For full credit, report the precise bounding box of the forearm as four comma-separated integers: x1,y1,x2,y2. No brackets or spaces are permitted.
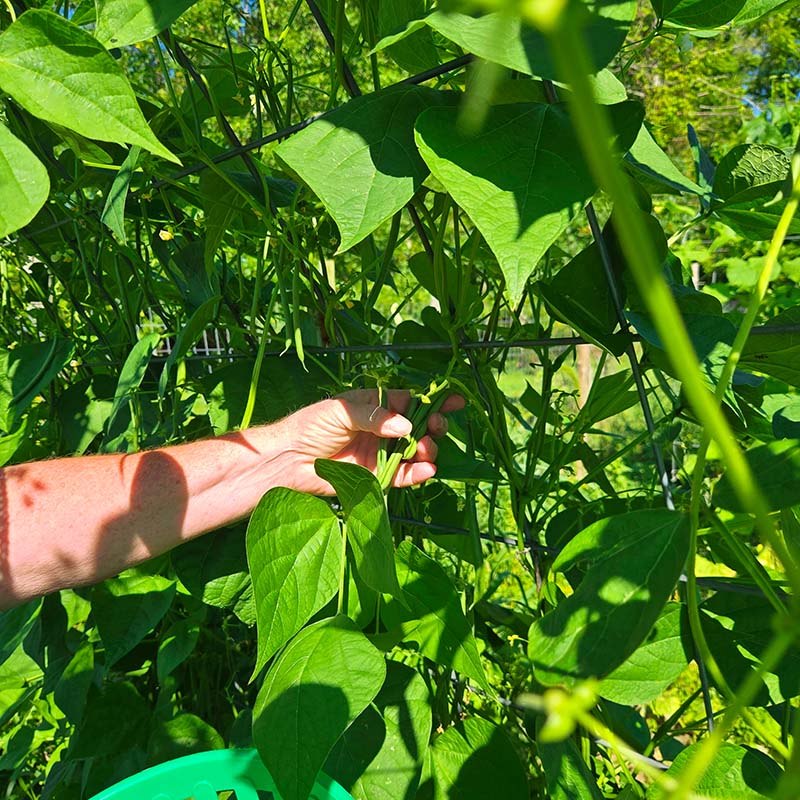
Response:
0,421,294,608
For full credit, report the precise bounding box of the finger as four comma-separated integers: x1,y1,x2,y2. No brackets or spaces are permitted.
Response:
338,398,412,438
427,413,448,438
440,393,465,412
392,461,436,488
411,435,438,463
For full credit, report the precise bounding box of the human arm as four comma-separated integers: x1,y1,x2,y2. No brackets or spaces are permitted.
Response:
0,389,462,608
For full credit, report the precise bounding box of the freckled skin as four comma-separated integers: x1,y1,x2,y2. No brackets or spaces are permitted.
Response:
0,391,462,609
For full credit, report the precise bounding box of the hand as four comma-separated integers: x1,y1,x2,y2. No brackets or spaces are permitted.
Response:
276,389,465,495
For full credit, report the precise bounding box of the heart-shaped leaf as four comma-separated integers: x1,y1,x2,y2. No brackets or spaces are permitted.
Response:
246,488,342,676
275,86,453,252
0,10,178,162
314,460,402,598
415,101,643,302
528,510,690,686
253,616,385,800
0,123,49,239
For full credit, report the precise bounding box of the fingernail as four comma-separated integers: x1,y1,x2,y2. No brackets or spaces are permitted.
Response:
386,416,412,436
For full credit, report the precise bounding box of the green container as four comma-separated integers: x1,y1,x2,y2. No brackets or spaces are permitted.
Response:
88,748,353,800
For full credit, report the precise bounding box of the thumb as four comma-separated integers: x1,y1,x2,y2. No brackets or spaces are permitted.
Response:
349,402,412,438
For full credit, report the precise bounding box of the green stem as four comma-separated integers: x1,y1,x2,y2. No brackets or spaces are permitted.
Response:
664,628,796,800
543,9,800,599
337,521,348,614
334,0,347,94
2,0,16,23
240,310,271,430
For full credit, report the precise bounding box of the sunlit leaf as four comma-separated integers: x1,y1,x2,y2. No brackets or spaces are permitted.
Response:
246,488,342,675
326,661,432,800
314,460,402,598
419,716,527,800
253,616,385,800
647,743,781,799
415,100,643,302
597,602,691,705
528,510,690,686
95,0,201,48
713,439,800,512
538,733,603,800
375,2,636,78
275,86,453,252
0,10,178,162
0,123,50,239
383,541,490,692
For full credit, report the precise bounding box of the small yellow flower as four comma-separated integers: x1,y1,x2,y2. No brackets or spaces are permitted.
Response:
158,229,174,241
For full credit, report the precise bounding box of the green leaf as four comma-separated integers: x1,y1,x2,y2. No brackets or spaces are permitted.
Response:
0,646,41,733
700,593,800,705
47,120,113,164
415,101,643,302
577,370,641,428
103,332,161,442
528,510,691,686
383,541,490,693
713,440,800,512
435,435,498,483
95,0,201,48
597,602,690,705
377,0,440,74
179,49,255,123
538,241,627,354
741,307,800,385
626,125,706,196
56,375,115,455
326,661,432,800
0,10,178,163
206,356,329,433
652,0,735,27
627,310,737,403
538,733,603,800
101,145,140,244
54,640,94,723
275,86,453,252
246,488,342,676
69,681,150,758
157,616,201,684
647,743,781,799
732,0,800,25
0,122,50,239
0,421,26,467
375,2,636,79
419,716,528,800
716,203,800,240
171,524,251,608
91,573,176,667
253,616,386,800
147,713,224,764
713,144,790,205
655,0,795,28
0,338,74,432
0,600,41,667
314,460,402,598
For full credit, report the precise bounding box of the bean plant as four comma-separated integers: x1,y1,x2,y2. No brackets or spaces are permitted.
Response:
1,0,800,798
